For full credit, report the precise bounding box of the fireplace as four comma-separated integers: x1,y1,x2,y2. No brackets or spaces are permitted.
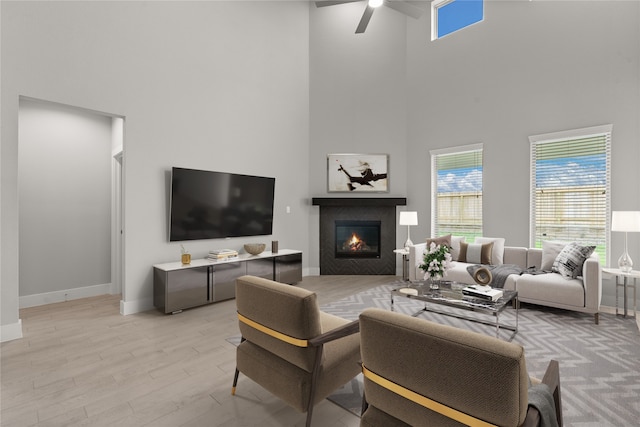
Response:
335,220,381,259
312,198,407,275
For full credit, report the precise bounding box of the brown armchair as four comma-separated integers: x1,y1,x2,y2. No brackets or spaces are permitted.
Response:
359,308,562,427
232,275,361,427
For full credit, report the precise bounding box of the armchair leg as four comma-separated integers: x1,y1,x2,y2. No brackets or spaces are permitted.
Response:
305,408,314,427
361,390,368,416
231,368,240,395
594,312,599,325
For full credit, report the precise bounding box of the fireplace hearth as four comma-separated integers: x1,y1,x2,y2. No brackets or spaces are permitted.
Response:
312,198,407,275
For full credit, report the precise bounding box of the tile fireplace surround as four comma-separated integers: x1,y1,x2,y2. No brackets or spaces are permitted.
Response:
312,198,407,275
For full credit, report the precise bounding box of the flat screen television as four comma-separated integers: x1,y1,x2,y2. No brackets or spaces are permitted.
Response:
169,167,275,241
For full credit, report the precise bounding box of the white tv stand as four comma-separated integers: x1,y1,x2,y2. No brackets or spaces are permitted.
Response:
153,249,302,314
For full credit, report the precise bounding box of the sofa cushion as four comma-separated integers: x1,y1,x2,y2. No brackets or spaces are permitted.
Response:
541,241,569,271
450,236,465,261
551,242,595,279
459,241,493,265
475,237,506,265
515,273,585,308
427,235,465,261
427,234,451,248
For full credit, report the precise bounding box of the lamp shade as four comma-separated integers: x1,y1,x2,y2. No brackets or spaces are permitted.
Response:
611,211,640,232
399,211,418,226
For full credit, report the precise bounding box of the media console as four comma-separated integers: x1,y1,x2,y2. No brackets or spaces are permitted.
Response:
153,249,302,314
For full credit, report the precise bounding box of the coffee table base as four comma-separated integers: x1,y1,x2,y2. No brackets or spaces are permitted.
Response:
406,303,518,342
390,284,519,341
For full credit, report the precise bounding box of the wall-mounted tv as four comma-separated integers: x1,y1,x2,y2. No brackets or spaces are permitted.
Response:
169,167,275,241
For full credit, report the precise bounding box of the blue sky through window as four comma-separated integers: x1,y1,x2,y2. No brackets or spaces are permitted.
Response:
437,154,605,193
536,154,606,188
437,166,482,193
437,0,483,39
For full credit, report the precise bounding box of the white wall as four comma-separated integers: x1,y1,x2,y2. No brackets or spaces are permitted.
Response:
1,1,310,337
18,98,112,301
309,3,410,272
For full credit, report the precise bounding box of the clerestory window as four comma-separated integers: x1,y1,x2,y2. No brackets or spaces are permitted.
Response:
431,0,484,41
431,144,483,240
529,125,612,266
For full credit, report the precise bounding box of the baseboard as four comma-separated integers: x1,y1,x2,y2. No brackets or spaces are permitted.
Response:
0,319,23,343
120,297,154,315
19,283,112,309
305,267,319,276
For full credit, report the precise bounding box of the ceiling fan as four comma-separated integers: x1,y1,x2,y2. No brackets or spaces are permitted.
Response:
315,0,425,34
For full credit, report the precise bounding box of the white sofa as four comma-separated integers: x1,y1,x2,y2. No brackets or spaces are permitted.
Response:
409,242,602,324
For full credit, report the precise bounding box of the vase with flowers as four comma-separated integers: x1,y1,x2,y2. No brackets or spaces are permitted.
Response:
419,242,452,290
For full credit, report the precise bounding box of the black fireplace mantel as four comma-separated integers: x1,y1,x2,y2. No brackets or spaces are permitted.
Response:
312,197,407,207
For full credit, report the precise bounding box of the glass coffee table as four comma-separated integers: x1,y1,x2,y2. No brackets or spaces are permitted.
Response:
390,281,518,341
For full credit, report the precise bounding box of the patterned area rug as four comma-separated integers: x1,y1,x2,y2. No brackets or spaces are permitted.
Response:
323,282,640,426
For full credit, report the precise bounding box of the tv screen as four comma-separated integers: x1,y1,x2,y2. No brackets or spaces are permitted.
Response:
169,167,275,241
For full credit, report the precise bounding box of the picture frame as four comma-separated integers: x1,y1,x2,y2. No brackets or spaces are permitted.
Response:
327,153,389,193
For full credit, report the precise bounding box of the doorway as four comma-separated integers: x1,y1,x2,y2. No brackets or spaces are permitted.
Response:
18,97,125,308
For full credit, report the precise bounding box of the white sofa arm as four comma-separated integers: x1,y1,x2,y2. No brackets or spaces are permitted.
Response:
582,254,602,314
408,243,427,282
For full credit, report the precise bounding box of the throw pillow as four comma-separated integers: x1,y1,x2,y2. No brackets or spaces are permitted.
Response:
450,236,465,261
551,242,596,279
541,240,569,271
426,234,452,249
458,241,494,265
474,237,505,265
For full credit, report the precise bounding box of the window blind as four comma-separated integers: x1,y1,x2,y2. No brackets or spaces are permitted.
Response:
529,126,612,265
431,145,483,241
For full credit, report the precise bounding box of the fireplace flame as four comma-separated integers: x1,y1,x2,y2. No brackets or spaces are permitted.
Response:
347,233,366,251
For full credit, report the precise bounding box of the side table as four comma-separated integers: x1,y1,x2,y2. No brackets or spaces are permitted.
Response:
393,248,410,281
602,268,638,318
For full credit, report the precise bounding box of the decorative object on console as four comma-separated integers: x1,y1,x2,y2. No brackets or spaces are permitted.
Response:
243,243,266,255
399,211,418,250
419,242,452,289
611,211,640,273
208,249,239,261
180,244,191,265
327,153,388,192
271,240,278,253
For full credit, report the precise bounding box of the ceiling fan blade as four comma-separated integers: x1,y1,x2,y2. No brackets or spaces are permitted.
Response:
384,0,424,19
355,5,375,33
315,0,363,7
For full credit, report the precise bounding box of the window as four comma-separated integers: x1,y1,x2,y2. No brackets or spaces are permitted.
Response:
431,144,483,241
529,125,612,266
431,0,484,41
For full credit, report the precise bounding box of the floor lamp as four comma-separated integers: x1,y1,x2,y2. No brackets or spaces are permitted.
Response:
611,211,640,273
399,211,418,250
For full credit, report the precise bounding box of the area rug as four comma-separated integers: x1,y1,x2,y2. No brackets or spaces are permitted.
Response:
322,282,640,426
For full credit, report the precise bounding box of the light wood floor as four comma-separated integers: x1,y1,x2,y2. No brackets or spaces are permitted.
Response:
1,275,397,427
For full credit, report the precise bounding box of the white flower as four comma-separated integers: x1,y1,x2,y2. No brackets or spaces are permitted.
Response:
419,241,451,281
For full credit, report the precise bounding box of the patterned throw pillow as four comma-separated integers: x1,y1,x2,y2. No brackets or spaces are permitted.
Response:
551,242,596,279
458,241,494,265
